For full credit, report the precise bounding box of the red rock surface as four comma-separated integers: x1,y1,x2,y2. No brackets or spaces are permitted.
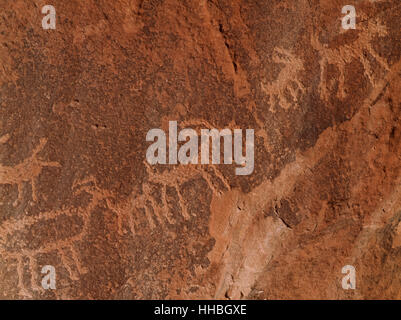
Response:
0,0,401,299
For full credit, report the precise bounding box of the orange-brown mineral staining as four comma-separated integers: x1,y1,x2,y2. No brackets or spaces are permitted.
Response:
0,0,400,299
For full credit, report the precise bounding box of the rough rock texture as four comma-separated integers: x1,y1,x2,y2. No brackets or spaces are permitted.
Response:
0,0,401,299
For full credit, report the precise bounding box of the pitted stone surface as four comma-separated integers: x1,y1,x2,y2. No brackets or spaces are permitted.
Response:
0,0,401,299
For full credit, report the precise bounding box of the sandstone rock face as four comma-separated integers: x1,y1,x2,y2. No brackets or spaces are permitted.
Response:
0,0,400,299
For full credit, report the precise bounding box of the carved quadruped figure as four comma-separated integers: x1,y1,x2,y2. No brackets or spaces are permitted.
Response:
0,138,60,206
312,19,390,101
261,47,305,112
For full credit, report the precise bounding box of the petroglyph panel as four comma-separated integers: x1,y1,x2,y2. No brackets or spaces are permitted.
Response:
1,0,401,299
